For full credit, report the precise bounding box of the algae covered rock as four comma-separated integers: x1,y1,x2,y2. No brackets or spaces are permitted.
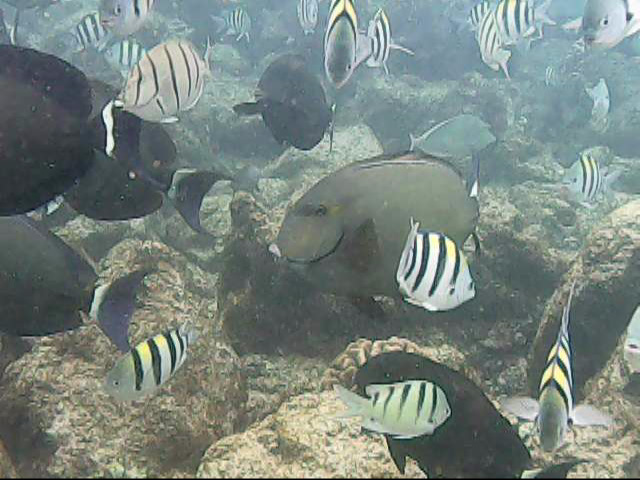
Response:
528,199,640,398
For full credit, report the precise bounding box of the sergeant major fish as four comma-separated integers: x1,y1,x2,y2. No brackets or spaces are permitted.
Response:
476,7,512,79
211,7,251,42
469,1,492,30
335,380,452,439
396,219,476,312
298,0,319,35
99,0,153,37
502,282,612,452
494,0,555,46
324,0,371,88
104,38,146,76
109,38,213,124
70,12,111,52
364,9,414,75
105,321,199,402
561,152,620,207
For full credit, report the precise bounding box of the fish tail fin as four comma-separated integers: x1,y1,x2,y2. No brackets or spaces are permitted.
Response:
468,153,480,199
233,102,262,116
408,133,416,152
603,168,622,196
168,169,230,235
204,36,214,74
562,280,577,334
498,49,512,80
329,103,336,154
95,269,153,353
390,42,415,56
334,385,368,418
210,15,227,33
179,320,200,346
535,0,556,26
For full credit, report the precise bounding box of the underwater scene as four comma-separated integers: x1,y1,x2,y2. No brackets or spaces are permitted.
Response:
0,0,639,477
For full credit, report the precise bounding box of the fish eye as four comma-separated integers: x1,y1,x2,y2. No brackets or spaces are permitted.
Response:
113,380,120,387
449,286,455,296
601,17,609,26
630,343,640,350
115,5,121,15
315,205,328,216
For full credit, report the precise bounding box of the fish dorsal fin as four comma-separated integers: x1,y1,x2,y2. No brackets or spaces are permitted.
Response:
343,218,380,274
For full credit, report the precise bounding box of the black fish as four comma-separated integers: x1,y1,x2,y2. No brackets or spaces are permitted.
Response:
233,54,333,151
63,80,229,235
0,216,149,349
0,45,140,216
354,352,531,478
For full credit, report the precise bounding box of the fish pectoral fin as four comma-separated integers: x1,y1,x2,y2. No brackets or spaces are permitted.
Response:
343,218,380,274
572,404,612,427
501,396,540,421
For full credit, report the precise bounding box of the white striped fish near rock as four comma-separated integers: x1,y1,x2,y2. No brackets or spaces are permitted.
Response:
364,9,414,75
104,38,146,76
334,380,452,439
501,281,612,452
104,321,199,402
396,219,476,312
561,152,621,207
111,38,213,124
475,6,512,79
211,7,251,42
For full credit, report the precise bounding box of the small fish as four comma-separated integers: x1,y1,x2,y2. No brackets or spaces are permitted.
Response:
324,0,370,88
334,380,452,439
561,152,620,206
211,7,251,42
104,321,199,402
113,38,213,124
396,219,476,312
585,78,610,127
502,282,612,452
298,0,319,35
364,9,414,75
71,12,110,52
104,38,146,75
476,8,512,79
624,306,640,374
469,1,492,30
581,0,640,49
99,0,154,37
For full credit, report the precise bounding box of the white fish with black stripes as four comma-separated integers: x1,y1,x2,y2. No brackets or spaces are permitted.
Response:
324,0,371,88
561,152,620,207
104,321,199,402
476,7,512,79
502,282,612,452
99,0,154,38
494,0,555,47
469,1,492,31
104,38,146,76
334,380,452,439
364,9,414,75
396,219,476,312
211,7,251,42
69,12,111,52
111,38,213,124
298,0,319,35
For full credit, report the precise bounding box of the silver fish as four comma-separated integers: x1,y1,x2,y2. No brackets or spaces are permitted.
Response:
581,0,640,49
502,282,612,452
99,0,154,37
211,7,251,42
113,38,213,124
561,152,620,206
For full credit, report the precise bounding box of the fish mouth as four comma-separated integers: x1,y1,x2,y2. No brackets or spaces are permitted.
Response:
101,18,116,28
271,231,345,265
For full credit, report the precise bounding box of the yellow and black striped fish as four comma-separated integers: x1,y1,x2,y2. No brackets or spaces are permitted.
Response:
104,322,198,402
113,38,213,124
324,0,361,88
476,7,511,79
494,0,536,45
502,282,612,452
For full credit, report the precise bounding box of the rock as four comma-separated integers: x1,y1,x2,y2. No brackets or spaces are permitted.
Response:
0,439,16,479
528,199,640,398
0,240,247,478
196,390,426,479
